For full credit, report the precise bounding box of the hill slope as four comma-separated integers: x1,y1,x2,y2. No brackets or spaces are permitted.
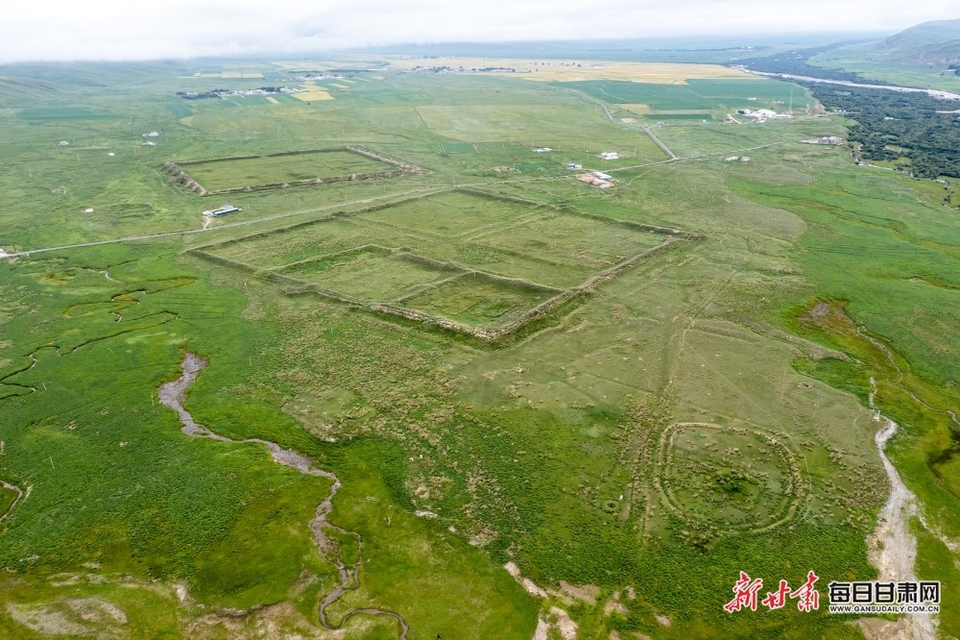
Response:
875,18,960,65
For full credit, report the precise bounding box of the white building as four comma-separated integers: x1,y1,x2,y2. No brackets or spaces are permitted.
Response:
203,204,241,217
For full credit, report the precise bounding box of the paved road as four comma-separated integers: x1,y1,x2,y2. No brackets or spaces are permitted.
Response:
571,89,615,122
570,88,681,162
642,126,679,161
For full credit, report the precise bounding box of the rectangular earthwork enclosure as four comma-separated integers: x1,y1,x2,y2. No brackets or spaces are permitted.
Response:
184,151,388,190
279,247,462,302
166,147,421,195
358,189,540,238
193,189,689,339
401,274,557,327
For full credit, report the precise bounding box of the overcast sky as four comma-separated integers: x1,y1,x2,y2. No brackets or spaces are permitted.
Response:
2,0,957,63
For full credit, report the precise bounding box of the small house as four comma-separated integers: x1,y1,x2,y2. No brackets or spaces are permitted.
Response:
202,204,241,217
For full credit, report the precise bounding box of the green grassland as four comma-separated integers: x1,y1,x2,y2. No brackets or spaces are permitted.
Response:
193,188,676,337
809,45,960,92
281,247,456,301
0,57,959,640
560,78,812,114
178,149,396,191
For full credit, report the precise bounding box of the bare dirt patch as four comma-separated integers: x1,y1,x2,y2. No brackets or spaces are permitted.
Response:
558,581,599,606
549,607,578,640
504,562,548,599
603,598,628,616
7,597,127,638
532,618,549,640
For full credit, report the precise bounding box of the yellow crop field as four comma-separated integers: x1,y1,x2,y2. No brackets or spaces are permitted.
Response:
265,96,280,104
291,83,334,101
387,57,752,84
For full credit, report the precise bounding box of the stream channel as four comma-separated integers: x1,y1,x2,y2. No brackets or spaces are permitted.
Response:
158,352,409,638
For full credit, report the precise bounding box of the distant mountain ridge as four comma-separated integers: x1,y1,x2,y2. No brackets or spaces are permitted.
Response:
875,18,960,66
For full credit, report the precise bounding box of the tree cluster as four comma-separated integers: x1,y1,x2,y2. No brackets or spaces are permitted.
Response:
801,83,960,179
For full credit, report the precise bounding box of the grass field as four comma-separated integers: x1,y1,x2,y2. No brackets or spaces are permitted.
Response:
178,149,395,191
1,55,958,640
281,247,459,301
809,45,960,92
197,189,675,332
404,274,556,326
561,78,812,113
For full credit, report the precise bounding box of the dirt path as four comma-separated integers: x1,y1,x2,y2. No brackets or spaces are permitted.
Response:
158,353,409,639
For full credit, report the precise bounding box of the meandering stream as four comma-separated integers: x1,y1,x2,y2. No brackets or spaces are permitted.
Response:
869,415,936,640
851,321,942,639
158,352,409,638
0,480,25,523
